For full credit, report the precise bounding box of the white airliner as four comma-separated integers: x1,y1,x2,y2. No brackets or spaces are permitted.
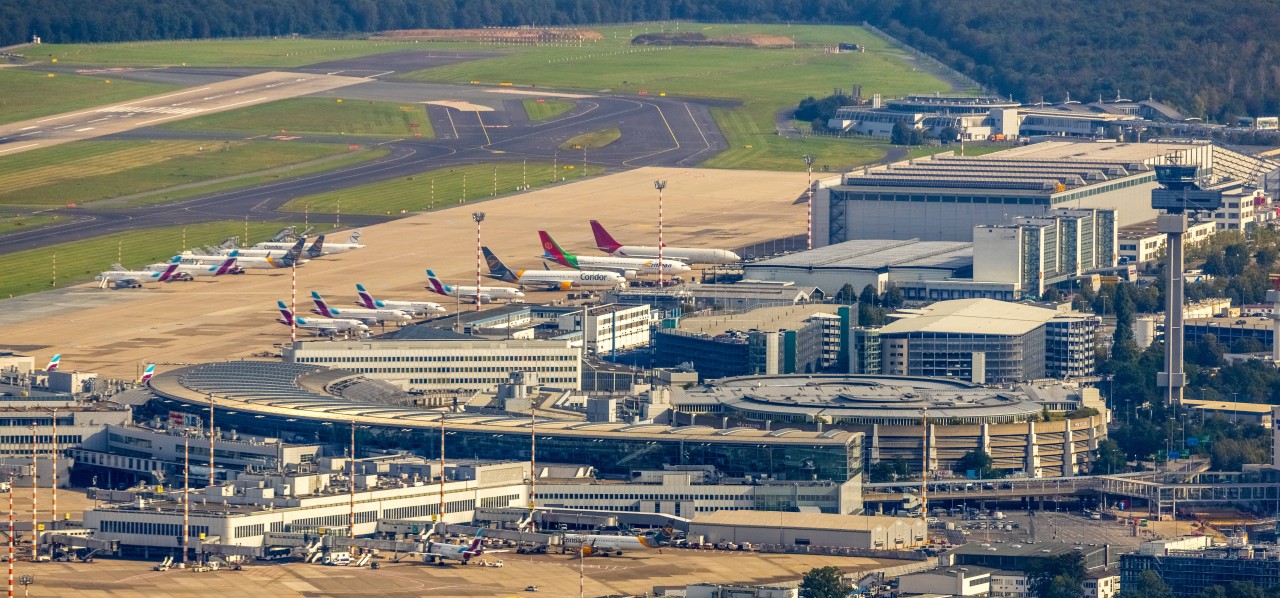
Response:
310,292,413,325
206,238,310,260
276,301,368,337
562,533,657,556
591,220,740,264
355,284,445,315
422,530,502,565
180,250,301,271
483,247,625,290
539,231,691,279
425,269,525,304
145,256,238,280
257,231,362,255
96,261,182,288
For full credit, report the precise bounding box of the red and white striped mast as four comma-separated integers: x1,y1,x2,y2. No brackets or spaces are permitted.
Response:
804,154,816,250
472,212,485,312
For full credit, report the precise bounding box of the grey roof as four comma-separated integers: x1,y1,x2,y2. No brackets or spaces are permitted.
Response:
747,239,972,272
879,298,1059,336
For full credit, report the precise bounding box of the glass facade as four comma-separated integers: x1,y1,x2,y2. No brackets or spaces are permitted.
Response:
141,400,864,483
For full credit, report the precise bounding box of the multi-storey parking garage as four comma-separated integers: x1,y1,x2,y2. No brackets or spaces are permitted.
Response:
670,375,1109,478
145,362,864,483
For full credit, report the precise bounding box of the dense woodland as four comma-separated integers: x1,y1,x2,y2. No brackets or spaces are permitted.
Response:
5,1,1280,122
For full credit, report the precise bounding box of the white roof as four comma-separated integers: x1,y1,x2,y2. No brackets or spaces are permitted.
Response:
879,299,1059,336
691,510,922,532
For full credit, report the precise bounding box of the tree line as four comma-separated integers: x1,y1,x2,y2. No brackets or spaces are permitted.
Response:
7,1,1280,122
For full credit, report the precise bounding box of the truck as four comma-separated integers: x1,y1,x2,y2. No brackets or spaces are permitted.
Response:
322,552,352,566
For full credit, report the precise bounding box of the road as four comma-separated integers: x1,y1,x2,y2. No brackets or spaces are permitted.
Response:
0,52,730,254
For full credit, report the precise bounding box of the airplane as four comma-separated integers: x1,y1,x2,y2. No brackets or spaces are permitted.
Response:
590,220,740,265
257,231,361,255
205,238,307,260
248,236,327,259
96,260,182,289
355,284,445,315
422,529,501,565
276,301,368,338
538,231,691,279
561,533,657,557
425,269,525,304
310,291,413,326
483,247,625,290
179,250,300,271
138,364,156,384
45,355,60,372
145,256,238,280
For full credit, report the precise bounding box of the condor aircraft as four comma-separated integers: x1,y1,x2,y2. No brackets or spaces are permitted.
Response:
483,247,625,290
590,220,740,264
538,231,690,278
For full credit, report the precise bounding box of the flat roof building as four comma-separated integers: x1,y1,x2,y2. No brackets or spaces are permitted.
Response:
743,239,973,295
688,510,926,550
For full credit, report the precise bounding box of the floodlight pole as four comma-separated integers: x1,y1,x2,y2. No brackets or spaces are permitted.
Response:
654,181,667,286
49,409,56,527
349,420,356,539
804,155,816,250
27,426,35,561
208,396,215,487
183,433,190,568
472,212,486,312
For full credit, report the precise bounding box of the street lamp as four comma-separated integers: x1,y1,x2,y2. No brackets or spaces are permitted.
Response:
472,212,486,312
803,154,816,250
654,181,667,287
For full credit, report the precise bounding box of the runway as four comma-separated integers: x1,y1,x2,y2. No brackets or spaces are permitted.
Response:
0,52,730,254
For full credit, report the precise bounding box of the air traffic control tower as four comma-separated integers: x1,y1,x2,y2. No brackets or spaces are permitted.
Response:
1152,162,1222,405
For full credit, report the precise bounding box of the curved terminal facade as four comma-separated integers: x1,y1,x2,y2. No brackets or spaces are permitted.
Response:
671,375,1109,478
145,362,864,483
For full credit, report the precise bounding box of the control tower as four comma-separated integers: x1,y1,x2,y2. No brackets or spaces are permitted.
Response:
1152,161,1222,406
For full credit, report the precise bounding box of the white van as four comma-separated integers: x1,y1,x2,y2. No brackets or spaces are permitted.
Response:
323,552,352,566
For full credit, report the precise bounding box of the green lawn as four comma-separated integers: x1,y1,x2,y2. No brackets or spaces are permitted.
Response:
0,69,175,126
0,221,303,299
522,98,576,120
160,98,435,138
25,39,417,67
0,213,59,235
281,161,605,216
402,23,950,170
0,140,369,208
560,128,621,150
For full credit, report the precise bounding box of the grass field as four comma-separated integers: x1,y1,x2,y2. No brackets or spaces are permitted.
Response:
522,98,576,121
0,140,367,208
161,98,435,138
0,221,303,298
403,23,950,170
280,161,604,216
0,69,175,126
560,128,621,150
25,39,417,67
0,213,59,236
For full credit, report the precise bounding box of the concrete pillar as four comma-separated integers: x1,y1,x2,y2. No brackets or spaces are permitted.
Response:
1025,420,1041,476
1062,423,1075,477
980,423,991,457
926,423,937,475
870,424,881,463
1087,416,1100,451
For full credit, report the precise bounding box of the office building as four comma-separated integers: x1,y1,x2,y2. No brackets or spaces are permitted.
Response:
878,298,1096,383
827,95,1021,140
689,510,926,550
899,566,995,596
1120,542,1280,598
1118,217,1216,264
973,209,1118,298
653,305,851,380
284,338,583,392
555,304,651,355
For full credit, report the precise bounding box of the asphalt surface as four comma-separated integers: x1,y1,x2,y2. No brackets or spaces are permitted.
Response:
0,51,729,254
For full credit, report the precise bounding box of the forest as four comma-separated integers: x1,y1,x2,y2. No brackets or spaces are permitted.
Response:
4,1,1278,123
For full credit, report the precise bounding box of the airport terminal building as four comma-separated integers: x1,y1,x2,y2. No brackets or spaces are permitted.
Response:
812,141,1272,245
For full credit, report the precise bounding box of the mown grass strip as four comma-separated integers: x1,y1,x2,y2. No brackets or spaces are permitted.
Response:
0,221,303,298
0,69,175,126
281,161,604,216
161,98,435,138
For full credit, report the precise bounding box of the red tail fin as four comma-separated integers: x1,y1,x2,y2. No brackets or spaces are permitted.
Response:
590,220,623,253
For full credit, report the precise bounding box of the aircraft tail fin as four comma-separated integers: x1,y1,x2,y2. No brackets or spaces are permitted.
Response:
538,231,578,269
589,220,623,253
276,301,295,326
355,284,377,308
349,230,361,244
46,354,60,372
138,363,156,384
157,261,181,281
425,270,450,295
306,235,325,258
310,291,335,317
482,247,517,282
214,257,237,275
